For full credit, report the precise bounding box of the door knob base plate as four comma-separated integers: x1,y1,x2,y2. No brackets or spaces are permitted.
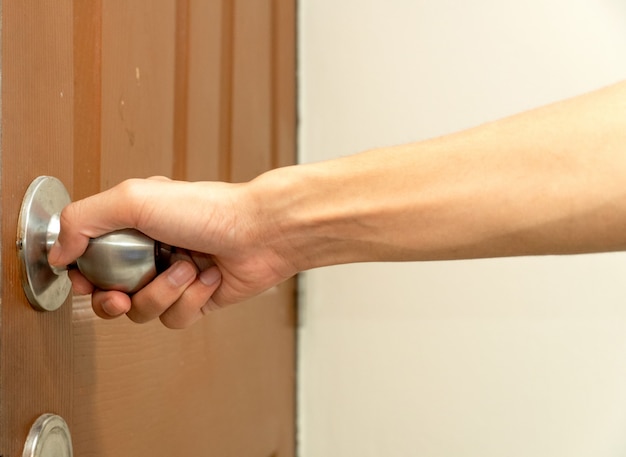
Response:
23,413,73,457
17,176,72,311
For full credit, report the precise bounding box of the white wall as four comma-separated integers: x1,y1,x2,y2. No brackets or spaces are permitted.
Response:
298,1,626,456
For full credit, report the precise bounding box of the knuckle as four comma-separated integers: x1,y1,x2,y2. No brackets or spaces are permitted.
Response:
115,178,144,203
160,315,188,330
114,178,153,228
129,280,180,323
58,205,73,229
126,313,150,324
125,304,156,324
58,201,85,237
147,175,171,182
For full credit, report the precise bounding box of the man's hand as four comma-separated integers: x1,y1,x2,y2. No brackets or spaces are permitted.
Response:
48,176,297,329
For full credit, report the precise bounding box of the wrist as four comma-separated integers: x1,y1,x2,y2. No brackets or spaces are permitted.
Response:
244,165,316,273
246,157,393,273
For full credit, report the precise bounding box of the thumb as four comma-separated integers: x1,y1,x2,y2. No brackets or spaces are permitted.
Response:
48,182,141,267
47,206,92,268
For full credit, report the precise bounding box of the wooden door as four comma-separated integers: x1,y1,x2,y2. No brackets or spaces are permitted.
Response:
0,1,296,456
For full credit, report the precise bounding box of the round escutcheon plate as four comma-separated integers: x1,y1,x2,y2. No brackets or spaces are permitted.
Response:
22,414,73,457
17,176,72,311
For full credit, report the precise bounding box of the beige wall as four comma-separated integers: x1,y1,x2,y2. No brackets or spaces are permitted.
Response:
298,1,626,456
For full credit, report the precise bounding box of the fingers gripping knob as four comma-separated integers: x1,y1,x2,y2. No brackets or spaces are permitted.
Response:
17,176,165,312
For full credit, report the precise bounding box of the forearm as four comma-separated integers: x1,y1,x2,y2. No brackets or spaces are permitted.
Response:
48,80,626,323
253,81,626,270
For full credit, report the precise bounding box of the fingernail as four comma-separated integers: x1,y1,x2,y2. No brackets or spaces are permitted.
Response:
199,267,221,287
101,299,117,316
168,261,196,287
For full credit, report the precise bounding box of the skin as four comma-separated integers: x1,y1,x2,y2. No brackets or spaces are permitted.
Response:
49,80,626,329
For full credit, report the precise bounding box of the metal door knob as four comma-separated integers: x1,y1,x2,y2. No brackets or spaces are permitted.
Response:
17,176,171,311
76,228,172,294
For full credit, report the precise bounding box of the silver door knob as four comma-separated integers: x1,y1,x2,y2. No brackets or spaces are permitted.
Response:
17,176,172,312
75,228,172,294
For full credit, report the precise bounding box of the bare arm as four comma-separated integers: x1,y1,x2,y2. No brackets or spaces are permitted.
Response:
49,80,626,327
262,80,626,267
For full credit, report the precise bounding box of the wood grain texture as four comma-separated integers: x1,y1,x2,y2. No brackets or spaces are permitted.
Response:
73,285,296,456
231,0,274,182
70,0,297,456
100,0,178,186
74,0,103,200
0,1,74,455
273,0,297,169
172,0,191,181
186,0,227,181
0,0,295,455
218,0,236,182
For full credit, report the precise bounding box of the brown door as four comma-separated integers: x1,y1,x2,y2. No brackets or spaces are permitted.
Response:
1,1,296,456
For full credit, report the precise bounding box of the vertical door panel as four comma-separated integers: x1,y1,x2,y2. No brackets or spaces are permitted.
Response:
0,2,74,456
74,0,103,200
231,0,274,182
0,0,295,455
273,0,297,170
100,0,178,186
179,0,226,181
70,0,297,456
